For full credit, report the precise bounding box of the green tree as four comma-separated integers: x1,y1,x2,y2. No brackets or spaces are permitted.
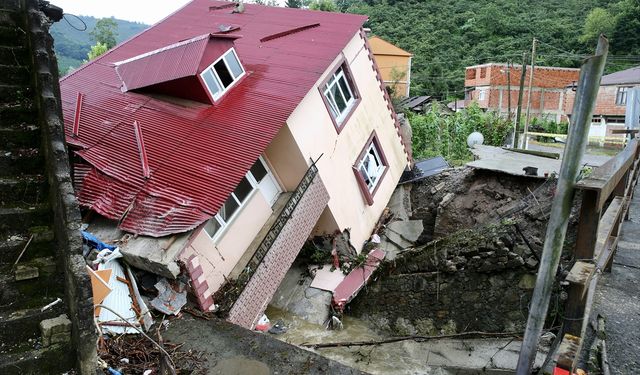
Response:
87,42,108,60
610,0,640,56
286,0,302,7
90,18,118,49
580,8,616,44
309,0,338,12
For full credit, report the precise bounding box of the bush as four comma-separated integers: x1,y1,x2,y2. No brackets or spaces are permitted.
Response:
408,103,512,165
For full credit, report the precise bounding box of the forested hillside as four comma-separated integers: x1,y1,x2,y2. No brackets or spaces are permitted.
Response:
51,16,148,75
342,0,640,98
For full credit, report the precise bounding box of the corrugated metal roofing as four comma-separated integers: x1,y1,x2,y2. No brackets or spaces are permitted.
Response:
600,65,640,86
60,1,367,237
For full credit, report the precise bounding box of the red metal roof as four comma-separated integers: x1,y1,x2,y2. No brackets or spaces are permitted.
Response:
60,0,367,237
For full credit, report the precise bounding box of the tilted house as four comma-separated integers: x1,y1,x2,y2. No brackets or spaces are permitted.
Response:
60,0,410,329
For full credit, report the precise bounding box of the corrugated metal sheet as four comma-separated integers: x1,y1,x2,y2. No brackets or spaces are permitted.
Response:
60,0,367,237
115,33,210,91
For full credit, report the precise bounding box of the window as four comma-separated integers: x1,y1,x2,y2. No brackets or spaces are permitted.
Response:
322,64,358,126
616,86,630,106
479,67,487,78
200,48,245,101
203,158,266,240
478,89,487,101
466,69,477,80
353,133,388,206
358,143,386,192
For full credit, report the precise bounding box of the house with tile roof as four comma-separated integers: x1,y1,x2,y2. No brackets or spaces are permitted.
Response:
60,0,410,329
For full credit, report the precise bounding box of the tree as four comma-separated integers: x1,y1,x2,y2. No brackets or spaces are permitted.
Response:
309,0,338,12
87,42,108,60
90,18,118,49
286,0,302,7
580,8,616,44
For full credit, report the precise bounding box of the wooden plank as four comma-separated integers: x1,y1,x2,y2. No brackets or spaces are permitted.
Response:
576,139,638,210
610,129,639,135
566,261,595,286
574,190,600,261
556,334,581,370
594,196,624,259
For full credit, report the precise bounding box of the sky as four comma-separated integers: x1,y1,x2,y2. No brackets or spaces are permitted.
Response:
52,0,193,25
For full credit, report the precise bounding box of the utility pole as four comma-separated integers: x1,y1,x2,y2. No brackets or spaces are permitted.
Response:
513,53,527,148
515,35,609,375
507,61,512,121
523,38,537,149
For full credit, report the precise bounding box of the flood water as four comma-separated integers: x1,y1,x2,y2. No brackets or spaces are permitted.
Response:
264,306,546,374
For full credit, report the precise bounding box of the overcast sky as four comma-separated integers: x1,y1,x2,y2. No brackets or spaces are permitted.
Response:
52,0,194,25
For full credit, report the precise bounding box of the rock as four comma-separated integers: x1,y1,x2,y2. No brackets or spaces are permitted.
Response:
40,314,71,347
439,192,455,208
525,257,539,268
394,317,417,336
518,274,537,290
388,185,412,221
430,182,446,195
15,265,39,280
387,220,424,243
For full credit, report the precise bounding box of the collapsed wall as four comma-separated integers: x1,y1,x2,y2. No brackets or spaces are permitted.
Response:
349,168,578,335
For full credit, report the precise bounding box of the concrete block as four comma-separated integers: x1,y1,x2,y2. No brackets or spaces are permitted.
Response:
15,265,39,280
387,220,424,243
40,314,72,347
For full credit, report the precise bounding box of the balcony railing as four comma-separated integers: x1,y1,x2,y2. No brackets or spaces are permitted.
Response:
217,159,321,314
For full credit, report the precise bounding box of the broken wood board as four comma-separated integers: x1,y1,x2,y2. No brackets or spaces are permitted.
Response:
310,266,346,292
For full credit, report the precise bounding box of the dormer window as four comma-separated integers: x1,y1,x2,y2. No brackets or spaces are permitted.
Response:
200,48,245,101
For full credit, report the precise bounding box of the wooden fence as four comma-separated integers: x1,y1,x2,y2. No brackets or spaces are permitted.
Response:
554,133,640,371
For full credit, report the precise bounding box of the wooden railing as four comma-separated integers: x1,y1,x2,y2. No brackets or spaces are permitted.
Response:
555,134,640,371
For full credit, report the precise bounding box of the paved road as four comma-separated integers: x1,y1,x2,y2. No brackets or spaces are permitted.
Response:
591,182,640,373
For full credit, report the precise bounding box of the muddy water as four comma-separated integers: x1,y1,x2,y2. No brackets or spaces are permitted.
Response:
264,306,538,374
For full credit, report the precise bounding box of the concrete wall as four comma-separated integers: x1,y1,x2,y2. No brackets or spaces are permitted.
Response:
25,1,97,372
286,31,410,250
180,189,273,310
264,126,308,191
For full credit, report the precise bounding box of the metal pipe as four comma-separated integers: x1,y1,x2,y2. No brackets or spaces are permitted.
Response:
515,35,609,374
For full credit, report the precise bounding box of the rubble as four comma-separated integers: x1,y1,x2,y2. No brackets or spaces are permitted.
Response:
40,314,71,347
150,278,187,315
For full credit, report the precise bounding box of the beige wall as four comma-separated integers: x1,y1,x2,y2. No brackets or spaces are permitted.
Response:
264,125,308,191
179,189,273,292
286,31,409,250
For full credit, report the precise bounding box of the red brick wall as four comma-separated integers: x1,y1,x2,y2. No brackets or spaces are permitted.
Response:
465,64,579,89
465,64,578,118
564,85,628,116
227,175,330,329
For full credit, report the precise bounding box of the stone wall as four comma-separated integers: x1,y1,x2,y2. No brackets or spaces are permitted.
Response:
349,223,546,335
25,0,97,372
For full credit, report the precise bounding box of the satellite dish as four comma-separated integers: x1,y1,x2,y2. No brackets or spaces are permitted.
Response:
467,131,484,148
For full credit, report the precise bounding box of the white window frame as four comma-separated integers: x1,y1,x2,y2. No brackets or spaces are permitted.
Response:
357,142,386,193
478,88,487,101
203,171,259,241
200,48,245,102
616,86,630,106
323,66,356,124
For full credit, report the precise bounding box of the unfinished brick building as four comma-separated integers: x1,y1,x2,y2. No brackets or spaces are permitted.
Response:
465,63,580,123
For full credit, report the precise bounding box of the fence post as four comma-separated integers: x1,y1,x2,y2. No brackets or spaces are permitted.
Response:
515,35,609,374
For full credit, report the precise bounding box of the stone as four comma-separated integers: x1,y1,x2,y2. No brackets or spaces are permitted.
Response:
40,314,72,347
518,274,537,290
386,220,424,243
394,317,417,336
15,265,39,280
525,257,539,268
388,185,411,221
440,192,455,208
431,182,446,195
